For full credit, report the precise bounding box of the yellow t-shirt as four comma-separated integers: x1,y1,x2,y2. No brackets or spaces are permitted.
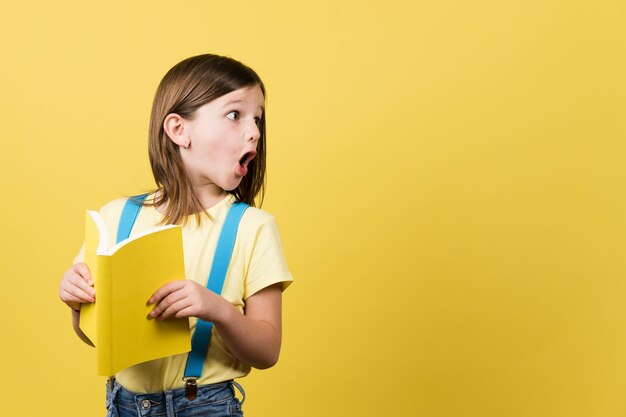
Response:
74,193,293,393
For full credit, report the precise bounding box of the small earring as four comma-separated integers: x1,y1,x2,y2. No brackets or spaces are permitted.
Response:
184,142,190,149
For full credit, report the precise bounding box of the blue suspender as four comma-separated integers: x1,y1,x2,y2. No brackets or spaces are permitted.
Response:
116,193,149,243
184,201,248,378
117,195,249,380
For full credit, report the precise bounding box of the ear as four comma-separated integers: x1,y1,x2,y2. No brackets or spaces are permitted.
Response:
163,113,189,148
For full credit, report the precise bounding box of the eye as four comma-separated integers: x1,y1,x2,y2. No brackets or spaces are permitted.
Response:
254,116,262,126
226,111,239,121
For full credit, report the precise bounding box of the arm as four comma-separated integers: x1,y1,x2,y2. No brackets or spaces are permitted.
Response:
149,281,283,369
59,262,95,347
215,283,282,369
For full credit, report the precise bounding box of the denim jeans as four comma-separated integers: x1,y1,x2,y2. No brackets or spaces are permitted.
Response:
105,378,244,417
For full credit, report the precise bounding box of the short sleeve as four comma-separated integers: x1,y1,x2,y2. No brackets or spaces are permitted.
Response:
243,216,293,299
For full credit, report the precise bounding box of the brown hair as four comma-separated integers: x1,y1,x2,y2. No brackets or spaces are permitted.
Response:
146,54,266,225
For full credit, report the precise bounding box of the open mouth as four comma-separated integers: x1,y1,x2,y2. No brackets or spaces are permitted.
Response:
239,151,257,167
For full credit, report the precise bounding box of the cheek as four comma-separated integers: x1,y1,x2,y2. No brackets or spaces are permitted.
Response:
207,132,239,160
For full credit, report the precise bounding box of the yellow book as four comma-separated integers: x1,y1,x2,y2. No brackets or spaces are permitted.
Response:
80,210,191,376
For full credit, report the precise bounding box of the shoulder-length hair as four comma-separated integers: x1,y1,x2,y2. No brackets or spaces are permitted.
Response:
146,54,266,225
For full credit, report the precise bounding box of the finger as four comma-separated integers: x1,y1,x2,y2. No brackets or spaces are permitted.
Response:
62,284,94,303
73,262,93,284
155,298,192,320
67,273,96,299
150,289,186,318
174,306,196,319
60,288,93,306
149,280,187,304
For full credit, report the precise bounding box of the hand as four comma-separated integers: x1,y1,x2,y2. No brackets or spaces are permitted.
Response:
148,280,231,322
59,262,95,312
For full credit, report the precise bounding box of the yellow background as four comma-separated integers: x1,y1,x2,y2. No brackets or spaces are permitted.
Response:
2,1,626,416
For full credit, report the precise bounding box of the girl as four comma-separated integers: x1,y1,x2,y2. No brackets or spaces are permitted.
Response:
59,54,293,417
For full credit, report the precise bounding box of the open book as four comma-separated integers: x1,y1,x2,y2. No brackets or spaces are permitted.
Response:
80,210,191,376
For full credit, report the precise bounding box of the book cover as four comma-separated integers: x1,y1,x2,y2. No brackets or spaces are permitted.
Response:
80,210,191,376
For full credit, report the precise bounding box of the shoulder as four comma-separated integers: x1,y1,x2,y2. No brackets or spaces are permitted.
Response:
237,205,289,257
230,205,286,252
98,194,152,227
100,192,155,213
240,206,277,227
238,206,283,238
99,197,129,213
98,197,131,222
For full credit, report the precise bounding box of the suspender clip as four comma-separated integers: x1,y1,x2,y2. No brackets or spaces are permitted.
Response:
185,378,198,401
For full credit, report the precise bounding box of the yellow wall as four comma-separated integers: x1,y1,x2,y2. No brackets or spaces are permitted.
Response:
2,1,626,416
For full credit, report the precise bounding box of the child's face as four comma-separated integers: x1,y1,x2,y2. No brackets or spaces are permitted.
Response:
181,84,264,194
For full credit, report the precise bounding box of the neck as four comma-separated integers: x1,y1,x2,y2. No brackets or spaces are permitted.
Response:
192,184,228,211
154,184,228,215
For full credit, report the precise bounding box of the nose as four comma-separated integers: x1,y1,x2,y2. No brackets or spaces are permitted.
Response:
247,120,261,143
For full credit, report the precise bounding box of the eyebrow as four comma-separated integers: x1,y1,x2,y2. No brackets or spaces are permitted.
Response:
222,99,265,112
